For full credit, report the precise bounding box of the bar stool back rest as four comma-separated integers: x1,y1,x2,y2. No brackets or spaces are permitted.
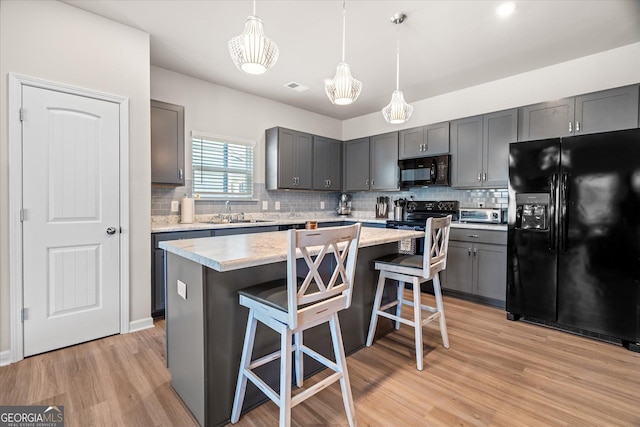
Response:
287,225,360,330
424,217,450,277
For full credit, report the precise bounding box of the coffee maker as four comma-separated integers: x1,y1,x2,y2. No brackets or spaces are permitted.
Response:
337,193,351,216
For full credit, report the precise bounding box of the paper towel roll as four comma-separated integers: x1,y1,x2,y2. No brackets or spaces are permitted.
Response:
181,197,195,224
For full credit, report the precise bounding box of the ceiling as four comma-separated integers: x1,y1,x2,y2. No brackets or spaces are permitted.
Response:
63,0,640,121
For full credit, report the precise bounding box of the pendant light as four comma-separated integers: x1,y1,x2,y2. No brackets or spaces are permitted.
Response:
324,0,362,105
382,13,413,124
228,0,279,75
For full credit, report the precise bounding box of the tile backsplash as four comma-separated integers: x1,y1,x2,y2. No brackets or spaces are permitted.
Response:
152,181,507,218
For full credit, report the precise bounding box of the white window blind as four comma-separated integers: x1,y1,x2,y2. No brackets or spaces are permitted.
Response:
192,132,254,198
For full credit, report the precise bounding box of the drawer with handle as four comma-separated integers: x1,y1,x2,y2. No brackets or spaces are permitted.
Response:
450,228,506,245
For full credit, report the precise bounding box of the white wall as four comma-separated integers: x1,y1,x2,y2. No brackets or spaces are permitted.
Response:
0,0,151,354
343,42,640,140
151,66,342,184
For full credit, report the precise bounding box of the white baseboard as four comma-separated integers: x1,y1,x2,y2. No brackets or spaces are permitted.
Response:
129,317,154,333
0,350,11,366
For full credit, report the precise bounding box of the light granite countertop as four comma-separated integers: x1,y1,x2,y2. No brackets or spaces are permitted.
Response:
159,227,424,272
152,216,506,233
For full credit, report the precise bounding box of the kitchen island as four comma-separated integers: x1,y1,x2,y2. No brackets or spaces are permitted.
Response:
159,226,423,427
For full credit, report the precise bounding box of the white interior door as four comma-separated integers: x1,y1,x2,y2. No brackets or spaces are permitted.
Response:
22,85,121,357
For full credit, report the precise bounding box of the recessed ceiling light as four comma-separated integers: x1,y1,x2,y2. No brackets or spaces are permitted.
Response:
496,2,516,17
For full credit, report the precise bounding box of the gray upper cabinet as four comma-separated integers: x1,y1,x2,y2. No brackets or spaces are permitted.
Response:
519,85,639,141
151,100,185,185
519,98,574,141
575,85,639,135
483,109,518,188
450,115,483,188
370,132,400,191
266,127,313,190
343,137,370,191
398,122,449,159
451,109,517,188
313,136,342,191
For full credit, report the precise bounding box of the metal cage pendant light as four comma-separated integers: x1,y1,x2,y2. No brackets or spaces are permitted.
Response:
228,0,279,75
325,0,362,105
382,13,413,124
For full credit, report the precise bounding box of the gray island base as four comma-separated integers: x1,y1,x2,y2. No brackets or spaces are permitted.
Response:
160,227,423,426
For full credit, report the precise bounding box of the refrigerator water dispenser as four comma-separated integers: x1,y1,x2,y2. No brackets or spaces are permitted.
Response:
515,193,550,230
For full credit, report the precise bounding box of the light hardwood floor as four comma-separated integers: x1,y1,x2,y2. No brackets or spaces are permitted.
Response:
1,295,639,426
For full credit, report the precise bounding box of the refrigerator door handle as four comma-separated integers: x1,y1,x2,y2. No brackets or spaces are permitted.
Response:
560,172,569,251
549,173,558,251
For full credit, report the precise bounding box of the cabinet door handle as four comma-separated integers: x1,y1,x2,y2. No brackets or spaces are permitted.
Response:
365,179,369,187
473,248,478,257
482,172,487,181
568,121,573,134
477,173,481,182
468,248,472,257
179,169,183,180
468,234,479,238
576,121,580,132
327,179,331,187
371,179,375,187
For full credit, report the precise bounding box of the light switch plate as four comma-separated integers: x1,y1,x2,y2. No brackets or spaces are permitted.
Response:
171,200,180,212
262,201,268,210
177,280,187,300
275,201,280,210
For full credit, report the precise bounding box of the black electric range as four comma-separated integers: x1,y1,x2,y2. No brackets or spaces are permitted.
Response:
386,200,459,231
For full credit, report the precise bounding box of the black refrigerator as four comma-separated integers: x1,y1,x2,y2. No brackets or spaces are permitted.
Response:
507,128,640,349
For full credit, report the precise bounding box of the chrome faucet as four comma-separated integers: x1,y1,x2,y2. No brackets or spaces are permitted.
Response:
222,200,231,222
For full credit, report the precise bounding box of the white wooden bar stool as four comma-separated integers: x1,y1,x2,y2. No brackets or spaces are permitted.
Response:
366,216,452,371
231,223,361,427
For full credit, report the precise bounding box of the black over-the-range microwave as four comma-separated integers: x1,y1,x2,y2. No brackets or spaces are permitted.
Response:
398,154,451,188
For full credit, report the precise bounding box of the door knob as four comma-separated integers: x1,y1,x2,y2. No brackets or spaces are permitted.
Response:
106,227,117,235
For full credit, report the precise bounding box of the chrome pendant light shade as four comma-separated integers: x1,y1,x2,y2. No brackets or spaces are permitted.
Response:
382,13,412,124
228,1,279,75
325,1,362,105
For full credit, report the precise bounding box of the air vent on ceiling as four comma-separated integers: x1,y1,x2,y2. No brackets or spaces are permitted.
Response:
284,81,309,93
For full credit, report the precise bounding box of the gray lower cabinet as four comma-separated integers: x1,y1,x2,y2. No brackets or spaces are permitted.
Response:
266,127,313,190
152,230,212,317
313,136,342,191
451,109,517,188
151,100,185,185
441,228,507,307
519,85,639,141
398,121,449,159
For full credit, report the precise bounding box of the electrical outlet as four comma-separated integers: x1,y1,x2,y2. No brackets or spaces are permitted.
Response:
262,201,268,210
275,201,281,210
177,280,187,300
320,201,325,209
478,202,485,208
171,200,180,212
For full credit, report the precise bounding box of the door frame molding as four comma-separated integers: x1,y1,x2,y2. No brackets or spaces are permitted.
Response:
8,73,130,363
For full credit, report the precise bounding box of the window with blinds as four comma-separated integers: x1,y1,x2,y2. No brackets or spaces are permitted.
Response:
192,133,254,198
